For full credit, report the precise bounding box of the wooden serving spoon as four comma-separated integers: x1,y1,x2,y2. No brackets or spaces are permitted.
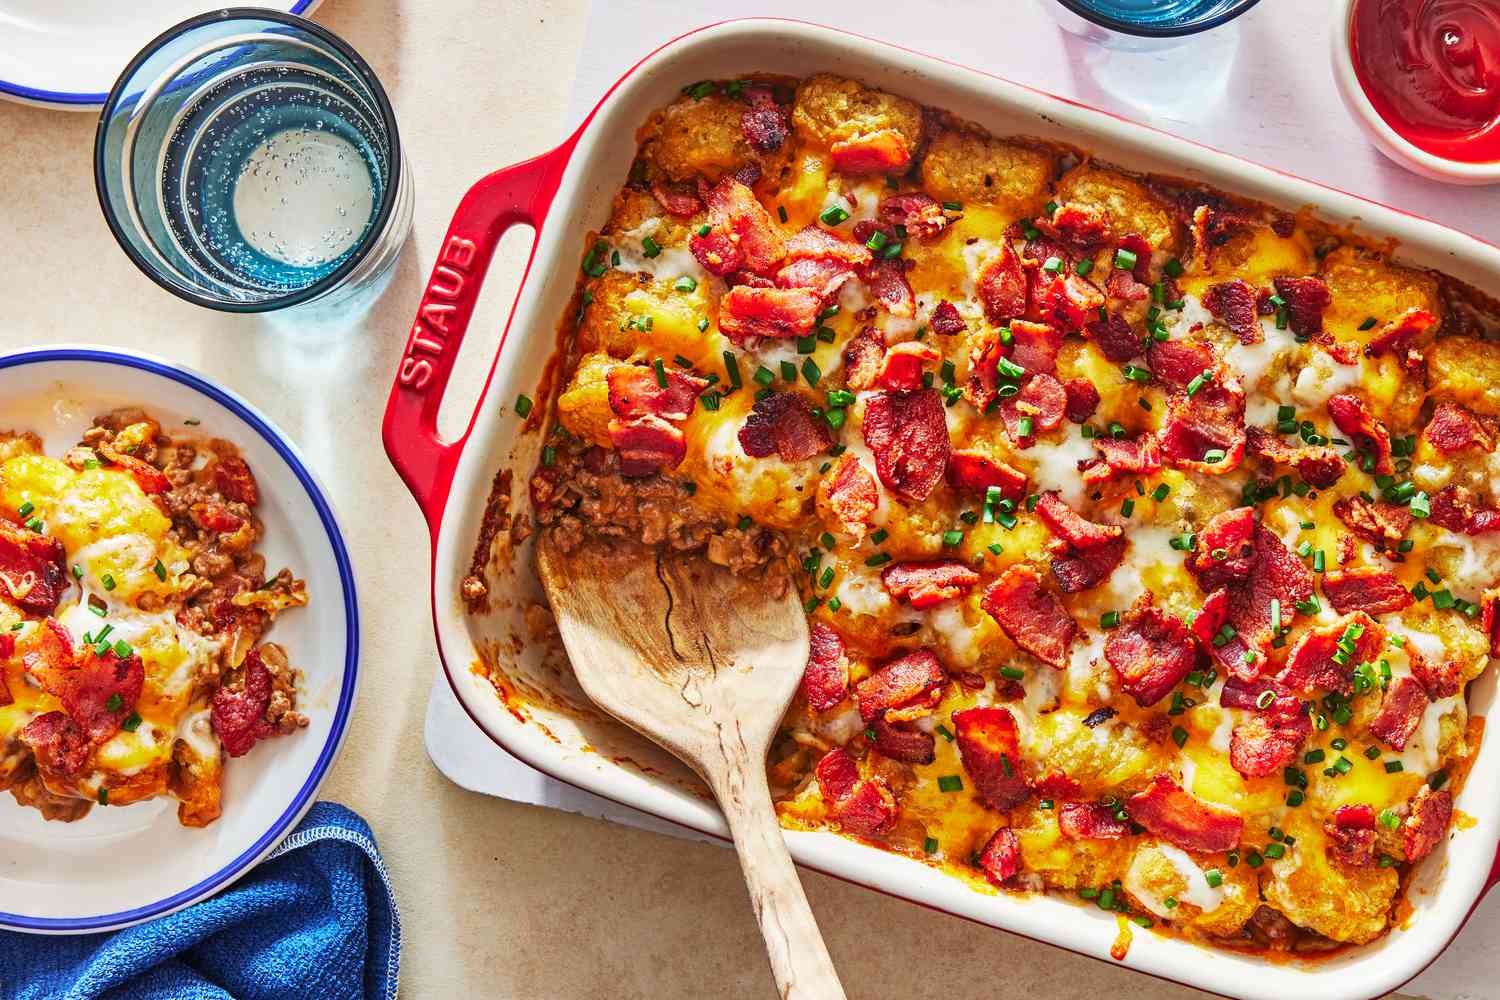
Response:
536,532,847,1000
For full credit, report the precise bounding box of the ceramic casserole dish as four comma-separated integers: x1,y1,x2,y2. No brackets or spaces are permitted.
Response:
383,19,1500,999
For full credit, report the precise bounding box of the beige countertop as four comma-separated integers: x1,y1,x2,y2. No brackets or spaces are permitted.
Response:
0,1,1428,996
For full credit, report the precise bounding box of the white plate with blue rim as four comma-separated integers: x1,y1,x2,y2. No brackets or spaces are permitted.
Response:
0,0,324,110
0,346,359,933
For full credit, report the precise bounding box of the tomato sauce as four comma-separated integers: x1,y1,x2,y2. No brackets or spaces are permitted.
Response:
1350,0,1500,163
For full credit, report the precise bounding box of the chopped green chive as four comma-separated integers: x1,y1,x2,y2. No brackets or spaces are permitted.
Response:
937,774,964,793
819,205,850,226
514,394,534,418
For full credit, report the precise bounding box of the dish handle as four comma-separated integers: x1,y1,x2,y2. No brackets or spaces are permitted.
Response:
382,142,574,532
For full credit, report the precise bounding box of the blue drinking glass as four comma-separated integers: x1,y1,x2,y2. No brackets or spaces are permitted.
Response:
1051,0,1263,38
94,8,412,314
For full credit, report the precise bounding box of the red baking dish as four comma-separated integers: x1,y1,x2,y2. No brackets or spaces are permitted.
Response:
384,19,1500,999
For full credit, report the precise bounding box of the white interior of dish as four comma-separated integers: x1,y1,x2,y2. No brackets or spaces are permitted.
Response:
431,20,1500,999
0,351,355,930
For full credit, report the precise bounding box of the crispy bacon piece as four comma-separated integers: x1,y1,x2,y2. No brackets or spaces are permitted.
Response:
870,716,936,764
802,622,849,712
881,560,980,610
981,565,1077,669
964,328,1004,412
1327,393,1394,476
1033,770,1085,799
842,327,886,391
191,501,245,534
1244,426,1345,489
999,374,1065,447
945,450,1027,499
1063,378,1100,423
1082,435,1162,486
862,389,951,504
1486,592,1500,658
861,260,916,318
815,749,898,836
817,454,878,540
699,176,786,275
1051,536,1126,594
1424,402,1495,455
1272,275,1333,336
1208,524,1314,680
210,648,281,757
1084,312,1142,363
1058,802,1131,840
1036,492,1123,550
1116,233,1153,284
930,300,967,336
212,455,259,506
0,517,68,615
1187,506,1255,592
100,441,171,495
854,649,946,723
719,286,820,343
1325,804,1378,866
740,91,790,152
775,257,856,300
1366,307,1437,357
1429,484,1500,534
1126,775,1243,854
23,620,144,743
1277,613,1383,696
878,192,949,239
1332,495,1411,549
874,341,941,392
977,242,1028,324
650,180,703,218
978,827,1022,886
1147,338,1216,392
1194,588,1232,653
1159,368,1246,473
954,706,1030,811
1052,203,1113,249
607,365,706,421
1321,568,1414,616
1032,270,1105,333
19,711,91,776
1411,649,1461,699
1402,786,1453,864
830,129,911,174
783,225,874,267
1369,675,1429,751
1008,320,1064,375
1203,278,1262,344
1230,709,1310,779
609,415,686,476
1105,268,1149,302
688,230,743,275
739,391,832,463
1105,596,1198,707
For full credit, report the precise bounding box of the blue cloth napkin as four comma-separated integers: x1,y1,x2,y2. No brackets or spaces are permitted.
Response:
0,802,400,1000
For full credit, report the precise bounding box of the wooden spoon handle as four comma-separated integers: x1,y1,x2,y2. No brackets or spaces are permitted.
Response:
710,762,847,1000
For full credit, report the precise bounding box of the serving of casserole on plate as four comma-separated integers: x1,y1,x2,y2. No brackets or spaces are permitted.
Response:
0,405,308,827
387,20,1500,999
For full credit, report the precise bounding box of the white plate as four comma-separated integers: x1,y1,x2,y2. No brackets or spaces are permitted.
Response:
0,1,324,110
0,346,359,933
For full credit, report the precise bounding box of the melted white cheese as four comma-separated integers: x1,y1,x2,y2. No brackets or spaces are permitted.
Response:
1158,843,1227,912
1027,431,1098,508
1292,352,1364,409
608,217,706,283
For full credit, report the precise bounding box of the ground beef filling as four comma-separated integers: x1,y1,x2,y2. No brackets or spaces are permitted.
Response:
528,439,787,576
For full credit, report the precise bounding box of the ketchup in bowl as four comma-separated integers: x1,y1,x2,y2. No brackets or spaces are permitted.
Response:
1350,0,1500,163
